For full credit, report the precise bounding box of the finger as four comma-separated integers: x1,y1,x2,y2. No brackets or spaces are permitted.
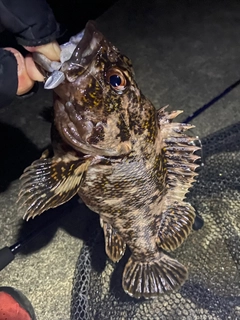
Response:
4,47,34,95
24,41,61,61
25,54,44,82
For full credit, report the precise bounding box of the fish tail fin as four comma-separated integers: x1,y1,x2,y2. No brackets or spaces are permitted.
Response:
122,253,187,299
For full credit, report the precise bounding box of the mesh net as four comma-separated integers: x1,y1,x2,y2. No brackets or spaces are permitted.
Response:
70,122,240,320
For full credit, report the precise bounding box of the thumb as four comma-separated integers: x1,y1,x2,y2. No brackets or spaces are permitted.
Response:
24,41,61,61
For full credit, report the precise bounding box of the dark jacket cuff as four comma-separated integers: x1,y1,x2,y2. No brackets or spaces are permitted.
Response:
0,0,61,47
0,49,18,108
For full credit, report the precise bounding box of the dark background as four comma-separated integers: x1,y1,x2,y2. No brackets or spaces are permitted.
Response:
47,0,119,37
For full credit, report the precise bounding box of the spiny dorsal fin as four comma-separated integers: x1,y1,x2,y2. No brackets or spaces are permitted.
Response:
156,107,201,250
157,107,201,201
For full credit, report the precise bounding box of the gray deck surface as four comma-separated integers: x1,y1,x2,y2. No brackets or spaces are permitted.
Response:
0,0,240,319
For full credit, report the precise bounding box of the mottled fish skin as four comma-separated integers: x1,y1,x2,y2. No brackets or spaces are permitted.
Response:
18,21,201,299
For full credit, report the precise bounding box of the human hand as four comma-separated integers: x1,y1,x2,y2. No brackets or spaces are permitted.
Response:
4,41,61,95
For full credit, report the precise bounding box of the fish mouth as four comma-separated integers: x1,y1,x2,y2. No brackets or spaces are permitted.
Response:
64,21,104,74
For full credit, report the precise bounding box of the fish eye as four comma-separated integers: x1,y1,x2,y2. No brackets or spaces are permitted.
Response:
106,68,126,91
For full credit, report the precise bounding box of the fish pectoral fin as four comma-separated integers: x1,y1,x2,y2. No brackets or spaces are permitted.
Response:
122,253,187,299
101,219,126,263
157,203,196,251
18,156,91,220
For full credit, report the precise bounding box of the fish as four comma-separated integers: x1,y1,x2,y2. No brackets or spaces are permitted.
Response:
18,21,200,299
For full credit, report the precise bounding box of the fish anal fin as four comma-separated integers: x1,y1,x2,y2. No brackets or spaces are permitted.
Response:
122,253,187,299
101,219,126,263
18,155,91,220
157,203,196,251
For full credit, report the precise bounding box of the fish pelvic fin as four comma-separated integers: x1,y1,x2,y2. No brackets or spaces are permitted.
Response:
18,151,91,220
122,253,187,299
100,219,126,263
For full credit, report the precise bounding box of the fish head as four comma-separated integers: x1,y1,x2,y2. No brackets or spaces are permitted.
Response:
54,21,156,157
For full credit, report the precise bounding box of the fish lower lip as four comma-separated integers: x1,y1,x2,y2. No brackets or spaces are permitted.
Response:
68,119,94,143
63,119,93,150
65,104,95,141
62,125,96,155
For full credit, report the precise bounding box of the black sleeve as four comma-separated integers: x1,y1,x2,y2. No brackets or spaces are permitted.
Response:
0,0,61,47
0,48,18,108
